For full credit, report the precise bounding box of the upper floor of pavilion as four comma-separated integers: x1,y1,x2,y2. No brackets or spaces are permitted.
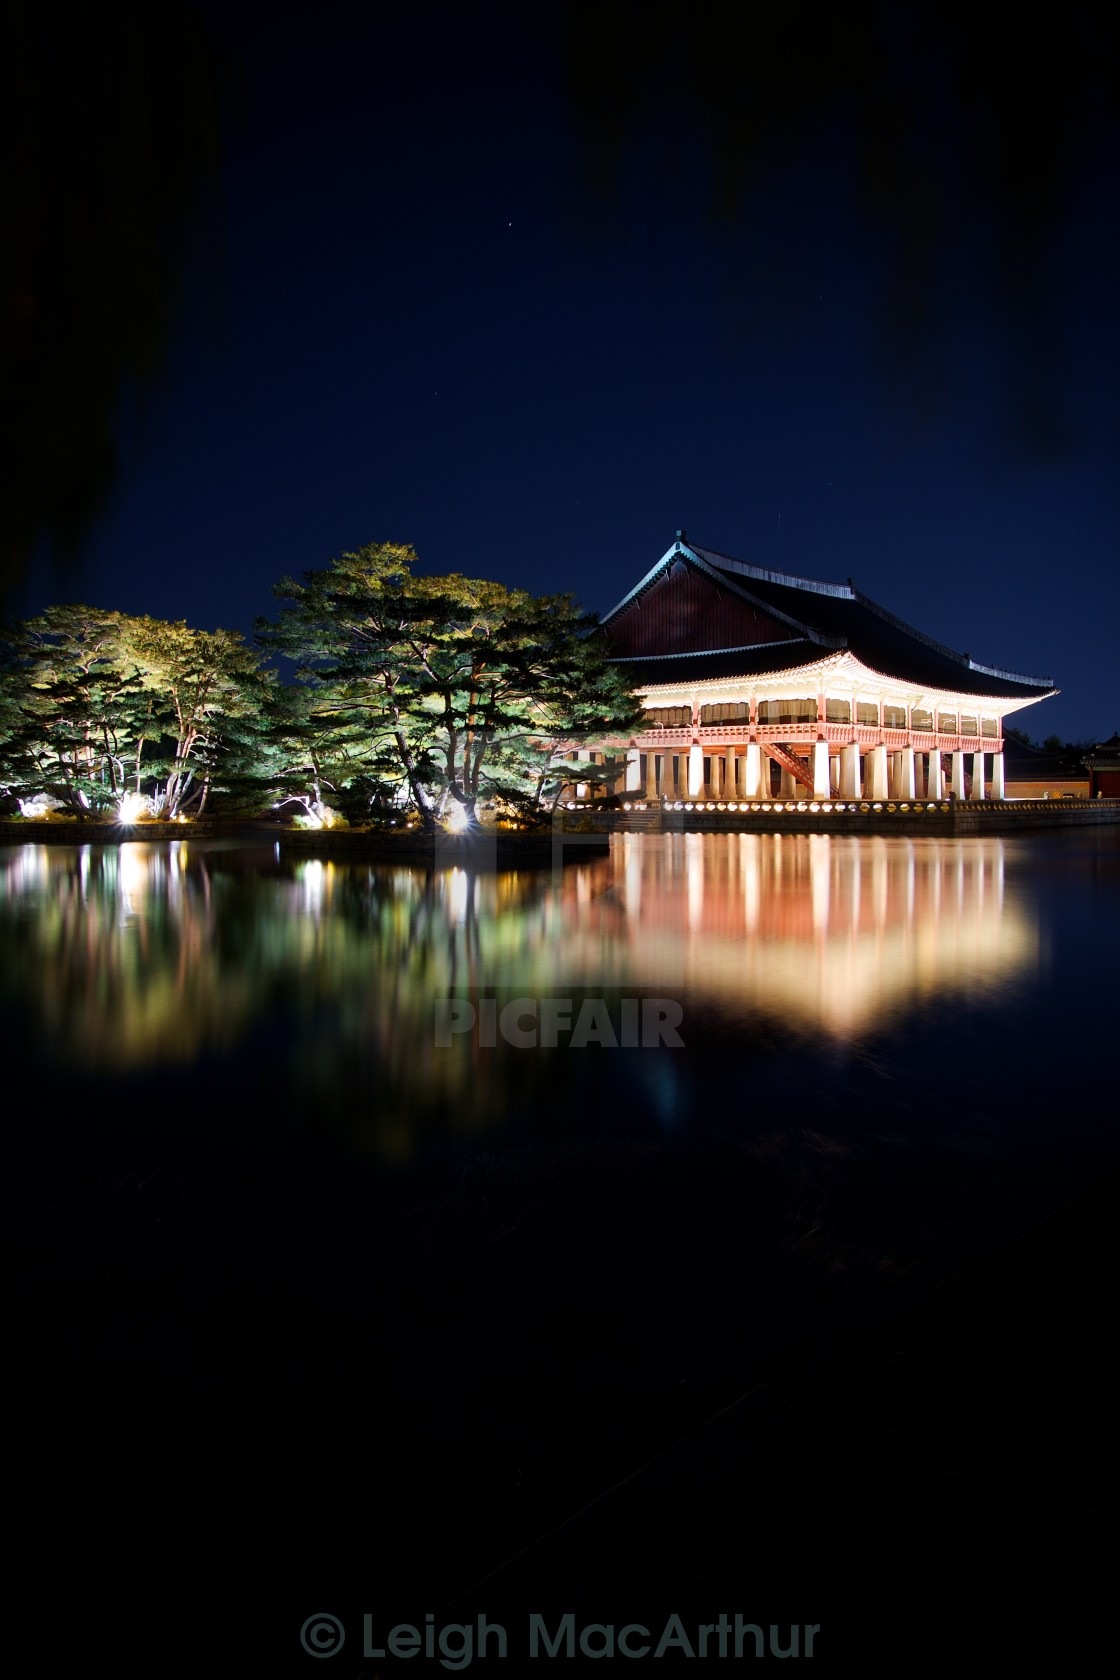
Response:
602,535,1058,724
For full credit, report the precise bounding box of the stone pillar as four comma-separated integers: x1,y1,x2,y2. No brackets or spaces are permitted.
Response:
687,743,704,799
711,756,722,799
952,750,967,799
779,764,797,799
839,742,861,798
625,748,641,793
991,751,1005,800
927,750,944,799
973,749,986,800
726,751,737,799
644,751,659,800
898,747,916,799
867,743,888,800
745,741,764,799
812,741,830,799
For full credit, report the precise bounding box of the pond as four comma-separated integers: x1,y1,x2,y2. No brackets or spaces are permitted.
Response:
4,830,1118,1629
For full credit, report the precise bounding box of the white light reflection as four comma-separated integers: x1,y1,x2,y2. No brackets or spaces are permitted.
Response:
557,835,1036,1040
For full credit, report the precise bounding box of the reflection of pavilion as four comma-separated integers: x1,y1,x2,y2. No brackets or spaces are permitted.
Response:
560,834,1039,1038
572,535,1058,804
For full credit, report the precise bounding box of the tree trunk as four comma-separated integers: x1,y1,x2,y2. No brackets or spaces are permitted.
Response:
103,726,118,797
393,727,436,827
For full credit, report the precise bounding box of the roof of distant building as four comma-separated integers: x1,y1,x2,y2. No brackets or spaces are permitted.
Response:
1002,735,1085,780
1084,732,1120,769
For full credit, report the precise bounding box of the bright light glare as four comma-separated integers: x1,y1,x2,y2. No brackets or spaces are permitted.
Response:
446,805,471,833
117,792,146,825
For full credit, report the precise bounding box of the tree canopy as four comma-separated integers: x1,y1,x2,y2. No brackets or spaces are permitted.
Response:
0,606,269,818
258,542,642,826
0,540,642,826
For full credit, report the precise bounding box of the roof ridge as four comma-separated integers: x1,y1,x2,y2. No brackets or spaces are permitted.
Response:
692,543,854,600
609,637,812,663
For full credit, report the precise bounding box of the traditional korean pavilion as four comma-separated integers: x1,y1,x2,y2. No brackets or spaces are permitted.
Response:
594,533,1057,803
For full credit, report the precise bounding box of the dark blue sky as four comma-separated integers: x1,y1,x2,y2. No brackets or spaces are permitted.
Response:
20,2,1119,741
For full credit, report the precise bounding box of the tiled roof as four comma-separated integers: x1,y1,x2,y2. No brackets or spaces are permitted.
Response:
1084,732,1120,769
609,639,822,686
681,541,1056,701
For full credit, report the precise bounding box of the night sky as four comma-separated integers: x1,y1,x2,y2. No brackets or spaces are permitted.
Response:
13,2,1119,741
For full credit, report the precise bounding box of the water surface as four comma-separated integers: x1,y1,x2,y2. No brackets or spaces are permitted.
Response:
5,830,1118,1602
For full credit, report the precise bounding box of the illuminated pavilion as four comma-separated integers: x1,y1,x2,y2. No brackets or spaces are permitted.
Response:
589,534,1058,803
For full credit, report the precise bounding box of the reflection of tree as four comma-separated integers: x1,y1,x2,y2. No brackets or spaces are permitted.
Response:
0,845,253,1067
0,846,597,1146
0,834,1039,1153
1,4,229,599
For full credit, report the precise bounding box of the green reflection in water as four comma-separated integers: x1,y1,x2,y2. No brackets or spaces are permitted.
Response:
0,835,1040,1152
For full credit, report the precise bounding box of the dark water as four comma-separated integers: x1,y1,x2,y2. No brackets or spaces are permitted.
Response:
5,831,1119,1655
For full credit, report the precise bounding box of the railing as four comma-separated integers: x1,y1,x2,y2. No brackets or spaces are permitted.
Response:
634,725,1004,751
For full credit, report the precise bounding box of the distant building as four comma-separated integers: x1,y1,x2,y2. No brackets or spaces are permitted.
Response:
1001,736,1089,801
1084,733,1120,800
594,534,1057,803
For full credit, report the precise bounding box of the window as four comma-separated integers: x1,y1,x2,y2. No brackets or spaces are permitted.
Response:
643,706,690,729
758,698,816,725
883,704,906,729
857,701,879,726
826,699,851,723
699,701,749,724
981,718,998,738
911,708,933,731
960,715,978,736
937,712,957,733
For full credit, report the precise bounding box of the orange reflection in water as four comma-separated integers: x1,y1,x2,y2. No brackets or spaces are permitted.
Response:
557,832,1038,1038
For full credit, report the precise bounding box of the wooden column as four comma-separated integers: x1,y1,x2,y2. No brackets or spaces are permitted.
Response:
839,742,861,798
867,743,888,800
812,741,830,799
952,750,967,799
991,751,1005,800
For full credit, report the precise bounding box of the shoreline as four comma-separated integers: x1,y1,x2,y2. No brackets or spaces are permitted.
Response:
2,797,1117,855
0,818,611,864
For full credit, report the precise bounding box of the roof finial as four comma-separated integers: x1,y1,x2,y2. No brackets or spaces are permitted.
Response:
676,528,687,542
